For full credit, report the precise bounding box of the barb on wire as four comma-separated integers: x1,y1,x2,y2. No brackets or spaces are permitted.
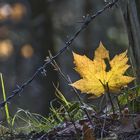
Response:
0,0,119,108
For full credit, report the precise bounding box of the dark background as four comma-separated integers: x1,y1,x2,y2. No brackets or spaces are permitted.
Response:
0,0,129,117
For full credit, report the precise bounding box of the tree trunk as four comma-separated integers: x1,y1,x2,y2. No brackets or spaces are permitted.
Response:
135,0,140,21
120,0,140,82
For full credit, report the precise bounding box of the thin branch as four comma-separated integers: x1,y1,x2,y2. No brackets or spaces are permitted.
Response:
50,57,109,134
106,83,115,114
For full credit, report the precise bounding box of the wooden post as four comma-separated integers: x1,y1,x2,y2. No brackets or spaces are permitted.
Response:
120,0,140,82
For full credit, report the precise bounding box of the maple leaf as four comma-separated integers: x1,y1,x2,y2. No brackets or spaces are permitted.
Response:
71,42,135,97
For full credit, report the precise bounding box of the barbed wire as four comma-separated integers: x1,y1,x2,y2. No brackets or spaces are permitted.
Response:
0,0,119,108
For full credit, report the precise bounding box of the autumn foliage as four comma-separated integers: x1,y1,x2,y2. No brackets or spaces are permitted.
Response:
71,42,134,97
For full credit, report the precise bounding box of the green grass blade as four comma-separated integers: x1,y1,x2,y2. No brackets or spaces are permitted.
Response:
0,73,10,125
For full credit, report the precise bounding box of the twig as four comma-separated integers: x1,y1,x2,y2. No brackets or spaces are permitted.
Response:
0,0,119,108
53,82,80,139
50,57,109,134
101,117,106,140
106,83,115,114
98,79,115,114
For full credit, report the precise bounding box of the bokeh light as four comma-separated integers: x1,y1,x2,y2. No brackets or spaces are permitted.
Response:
11,3,26,21
21,44,34,58
0,4,12,21
0,40,14,59
0,3,26,22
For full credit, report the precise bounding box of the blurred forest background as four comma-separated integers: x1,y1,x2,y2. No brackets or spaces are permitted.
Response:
0,0,131,117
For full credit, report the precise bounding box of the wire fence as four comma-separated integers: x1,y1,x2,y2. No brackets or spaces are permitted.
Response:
0,0,119,108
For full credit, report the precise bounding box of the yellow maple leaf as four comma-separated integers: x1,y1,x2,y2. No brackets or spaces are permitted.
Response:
71,42,135,97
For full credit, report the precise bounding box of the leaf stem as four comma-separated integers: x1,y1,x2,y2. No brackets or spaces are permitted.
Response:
106,83,115,114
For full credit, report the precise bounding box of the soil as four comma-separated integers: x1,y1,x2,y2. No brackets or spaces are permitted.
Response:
1,115,140,139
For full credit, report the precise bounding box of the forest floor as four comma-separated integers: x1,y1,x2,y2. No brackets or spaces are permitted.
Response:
1,112,140,140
